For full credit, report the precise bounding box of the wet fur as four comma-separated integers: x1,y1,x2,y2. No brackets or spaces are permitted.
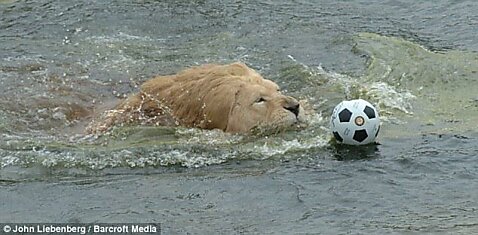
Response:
87,62,305,134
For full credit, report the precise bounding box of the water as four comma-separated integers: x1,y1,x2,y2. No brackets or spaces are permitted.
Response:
1,0,478,234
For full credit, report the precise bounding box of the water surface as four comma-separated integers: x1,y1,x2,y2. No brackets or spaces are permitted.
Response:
1,0,477,234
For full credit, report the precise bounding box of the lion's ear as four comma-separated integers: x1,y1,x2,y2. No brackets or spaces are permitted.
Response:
201,84,240,131
223,85,251,133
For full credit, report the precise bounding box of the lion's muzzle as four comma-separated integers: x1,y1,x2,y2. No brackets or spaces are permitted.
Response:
282,97,301,118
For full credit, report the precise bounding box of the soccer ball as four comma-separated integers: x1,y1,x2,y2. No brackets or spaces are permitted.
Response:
330,99,380,145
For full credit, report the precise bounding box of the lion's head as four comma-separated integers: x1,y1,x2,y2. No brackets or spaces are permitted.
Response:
87,62,306,134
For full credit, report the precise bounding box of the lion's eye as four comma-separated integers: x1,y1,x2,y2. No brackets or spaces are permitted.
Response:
255,97,266,104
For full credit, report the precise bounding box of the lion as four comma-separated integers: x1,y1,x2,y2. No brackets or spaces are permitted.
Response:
86,62,306,135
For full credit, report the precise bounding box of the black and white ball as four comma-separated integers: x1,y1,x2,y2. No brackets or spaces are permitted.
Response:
330,99,380,145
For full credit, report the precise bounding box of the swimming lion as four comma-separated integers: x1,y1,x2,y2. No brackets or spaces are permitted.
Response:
86,62,306,134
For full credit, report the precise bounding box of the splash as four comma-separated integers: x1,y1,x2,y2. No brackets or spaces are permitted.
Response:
284,55,416,117
356,33,478,134
2,33,478,171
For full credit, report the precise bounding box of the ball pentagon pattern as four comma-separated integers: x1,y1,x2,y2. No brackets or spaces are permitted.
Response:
331,99,380,145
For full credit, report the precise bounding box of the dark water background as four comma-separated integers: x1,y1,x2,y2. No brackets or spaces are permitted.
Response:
1,0,478,234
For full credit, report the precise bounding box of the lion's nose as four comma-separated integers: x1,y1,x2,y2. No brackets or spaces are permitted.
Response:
283,99,300,117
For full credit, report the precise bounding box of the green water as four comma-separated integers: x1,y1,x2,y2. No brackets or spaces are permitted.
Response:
358,33,478,135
